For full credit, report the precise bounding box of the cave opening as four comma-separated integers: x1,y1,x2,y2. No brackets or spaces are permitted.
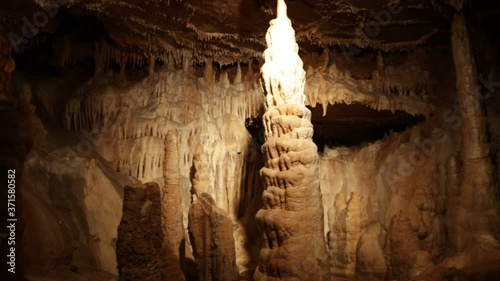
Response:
310,103,426,149
245,102,426,151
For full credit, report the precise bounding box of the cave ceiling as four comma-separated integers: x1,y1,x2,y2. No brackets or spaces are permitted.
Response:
1,0,498,147
0,0,456,64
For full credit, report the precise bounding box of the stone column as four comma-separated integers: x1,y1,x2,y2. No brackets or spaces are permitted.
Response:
450,13,499,251
163,130,186,276
253,1,330,280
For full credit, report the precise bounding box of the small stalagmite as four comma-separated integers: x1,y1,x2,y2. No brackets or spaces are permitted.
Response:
329,192,368,279
116,183,184,281
254,0,330,280
385,212,420,280
188,193,239,281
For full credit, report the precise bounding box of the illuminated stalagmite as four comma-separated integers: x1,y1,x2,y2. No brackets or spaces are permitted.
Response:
254,1,330,280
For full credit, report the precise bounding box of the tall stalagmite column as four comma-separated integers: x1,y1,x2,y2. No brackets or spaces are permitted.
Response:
162,130,186,277
254,1,330,280
450,13,499,251
0,24,15,100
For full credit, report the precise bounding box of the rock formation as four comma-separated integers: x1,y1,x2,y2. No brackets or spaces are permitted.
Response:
162,130,186,276
116,182,184,281
20,132,136,275
329,192,368,278
254,1,330,280
385,212,420,280
355,222,387,281
188,193,239,281
449,12,499,251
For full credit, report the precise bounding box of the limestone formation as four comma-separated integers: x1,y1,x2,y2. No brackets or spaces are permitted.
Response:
162,130,186,275
408,251,433,279
188,193,239,281
328,192,368,279
355,222,387,281
450,13,500,251
385,212,420,280
254,1,329,280
116,183,184,281
328,193,348,277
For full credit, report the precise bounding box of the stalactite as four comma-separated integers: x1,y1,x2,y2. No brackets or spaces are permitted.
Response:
450,13,499,251
254,1,330,280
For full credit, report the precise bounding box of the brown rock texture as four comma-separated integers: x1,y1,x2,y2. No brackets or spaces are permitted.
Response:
385,212,420,280
355,222,387,281
21,135,135,276
188,192,239,281
328,193,348,278
116,182,184,281
0,24,15,100
328,192,368,279
162,130,187,267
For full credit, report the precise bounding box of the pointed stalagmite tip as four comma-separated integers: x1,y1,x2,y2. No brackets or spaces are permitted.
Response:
277,0,288,19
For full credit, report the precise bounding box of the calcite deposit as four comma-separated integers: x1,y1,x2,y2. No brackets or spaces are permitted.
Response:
254,1,330,280
188,193,240,281
116,182,184,281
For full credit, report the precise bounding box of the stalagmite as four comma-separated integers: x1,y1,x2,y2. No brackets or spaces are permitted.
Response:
116,183,184,281
450,13,499,251
188,193,240,281
328,193,347,278
192,144,211,195
162,130,186,277
385,212,420,280
328,192,368,279
0,24,15,100
254,1,330,280
355,222,387,281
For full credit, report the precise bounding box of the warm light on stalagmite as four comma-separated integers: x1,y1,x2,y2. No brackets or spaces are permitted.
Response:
254,0,330,280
